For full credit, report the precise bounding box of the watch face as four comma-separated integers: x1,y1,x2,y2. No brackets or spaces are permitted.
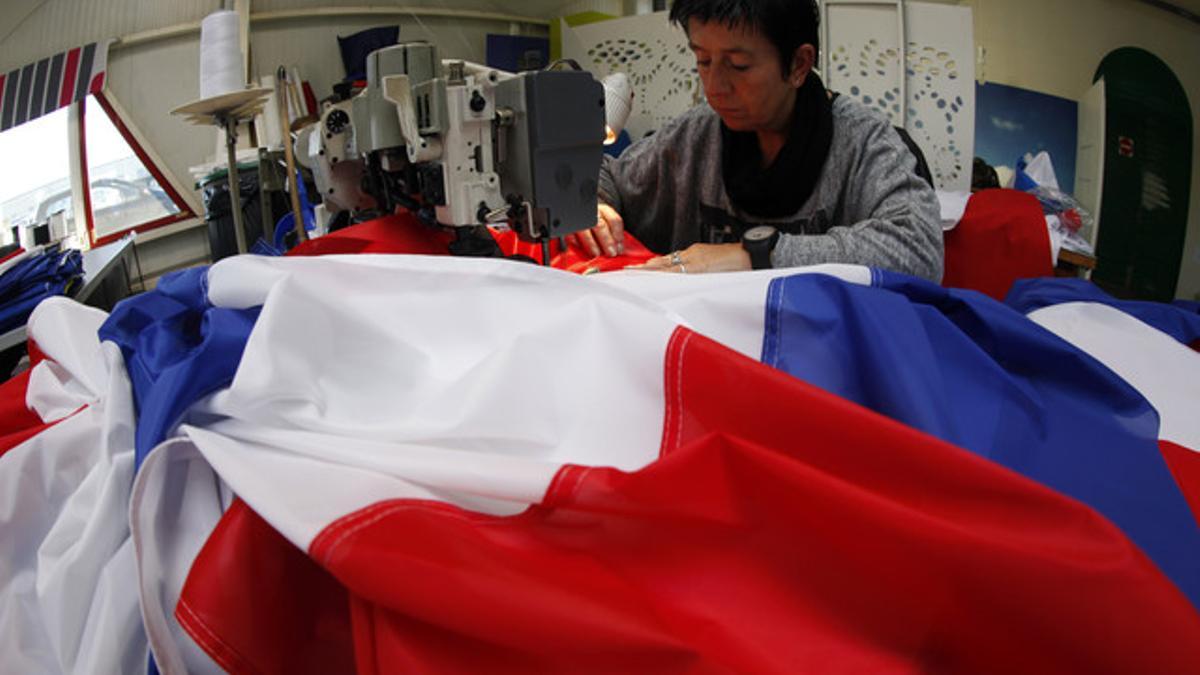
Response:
744,225,777,243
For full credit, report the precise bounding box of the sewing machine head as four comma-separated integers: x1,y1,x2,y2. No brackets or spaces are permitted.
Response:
305,42,615,249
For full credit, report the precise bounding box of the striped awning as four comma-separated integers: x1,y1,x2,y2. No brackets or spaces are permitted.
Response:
0,41,110,132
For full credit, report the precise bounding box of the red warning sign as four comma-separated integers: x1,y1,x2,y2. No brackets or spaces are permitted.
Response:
1118,136,1135,158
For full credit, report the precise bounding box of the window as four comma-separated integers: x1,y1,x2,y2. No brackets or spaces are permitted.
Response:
0,106,72,247
82,94,194,245
0,92,195,249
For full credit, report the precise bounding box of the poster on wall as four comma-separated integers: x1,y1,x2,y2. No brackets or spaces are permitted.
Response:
822,1,975,191
974,82,1079,194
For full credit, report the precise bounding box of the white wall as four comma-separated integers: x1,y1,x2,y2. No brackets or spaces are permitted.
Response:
957,0,1200,299
106,12,547,195
0,0,214,71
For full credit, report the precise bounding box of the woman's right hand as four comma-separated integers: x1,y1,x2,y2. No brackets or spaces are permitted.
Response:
570,203,626,258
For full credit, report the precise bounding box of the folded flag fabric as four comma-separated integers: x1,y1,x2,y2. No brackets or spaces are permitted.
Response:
3,245,1200,673
0,299,144,673
1007,276,1200,347
105,255,1200,673
286,211,658,272
0,247,83,333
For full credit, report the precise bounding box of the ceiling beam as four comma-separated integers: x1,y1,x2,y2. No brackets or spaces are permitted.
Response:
1136,0,1200,24
113,5,550,51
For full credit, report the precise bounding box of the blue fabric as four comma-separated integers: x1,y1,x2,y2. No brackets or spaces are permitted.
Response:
273,171,315,251
98,267,259,470
1174,299,1200,315
250,238,282,257
0,279,73,333
337,26,399,81
762,270,1200,609
0,248,82,333
1013,156,1038,191
603,129,632,158
0,248,82,298
1007,277,1200,346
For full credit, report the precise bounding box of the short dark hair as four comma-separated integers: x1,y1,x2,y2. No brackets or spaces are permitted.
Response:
668,0,821,77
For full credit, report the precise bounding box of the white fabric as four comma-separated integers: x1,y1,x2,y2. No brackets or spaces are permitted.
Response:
1022,151,1061,191
1046,215,1065,267
1058,230,1096,257
162,254,681,552
936,190,971,231
1029,302,1200,449
0,299,144,674
594,265,871,360
136,258,867,666
129,439,228,675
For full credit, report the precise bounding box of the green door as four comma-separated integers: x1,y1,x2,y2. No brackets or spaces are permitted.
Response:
1093,48,1192,301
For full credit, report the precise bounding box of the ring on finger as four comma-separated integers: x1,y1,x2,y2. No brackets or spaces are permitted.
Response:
670,251,683,266
678,262,688,274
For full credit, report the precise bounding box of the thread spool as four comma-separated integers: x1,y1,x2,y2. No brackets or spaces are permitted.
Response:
200,10,244,99
602,72,633,144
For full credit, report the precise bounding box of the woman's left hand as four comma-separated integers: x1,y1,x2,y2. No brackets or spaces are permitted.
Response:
631,243,751,274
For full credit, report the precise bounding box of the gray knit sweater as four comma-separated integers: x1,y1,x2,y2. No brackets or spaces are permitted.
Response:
598,95,944,282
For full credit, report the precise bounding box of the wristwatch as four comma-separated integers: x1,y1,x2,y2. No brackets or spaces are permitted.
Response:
742,225,780,270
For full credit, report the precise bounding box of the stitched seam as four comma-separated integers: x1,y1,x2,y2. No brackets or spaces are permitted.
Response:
317,502,416,567
177,598,258,675
565,465,595,501
671,331,694,455
659,328,684,457
542,465,573,505
764,279,781,367
770,278,787,368
668,329,683,456
310,500,398,559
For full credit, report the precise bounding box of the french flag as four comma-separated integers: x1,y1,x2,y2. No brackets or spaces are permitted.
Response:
3,241,1200,672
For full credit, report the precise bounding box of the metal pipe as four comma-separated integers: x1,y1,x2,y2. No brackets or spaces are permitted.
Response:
113,6,549,50
1136,0,1200,24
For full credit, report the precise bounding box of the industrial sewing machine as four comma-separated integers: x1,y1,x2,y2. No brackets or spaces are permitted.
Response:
298,42,632,260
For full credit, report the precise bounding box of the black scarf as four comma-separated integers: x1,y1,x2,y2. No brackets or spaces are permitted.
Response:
720,73,833,219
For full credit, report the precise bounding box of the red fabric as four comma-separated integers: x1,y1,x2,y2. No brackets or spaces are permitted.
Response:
1161,440,1200,526
0,368,50,457
175,499,355,675
26,337,47,368
0,246,24,266
174,210,656,672
943,189,1054,300
287,213,454,257
59,47,80,108
302,81,318,118
287,210,656,271
1060,209,1083,233
491,228,655,272
178,329,1200,674
0,343,74,457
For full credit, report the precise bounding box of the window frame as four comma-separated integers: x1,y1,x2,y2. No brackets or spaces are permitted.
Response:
77,90,197,247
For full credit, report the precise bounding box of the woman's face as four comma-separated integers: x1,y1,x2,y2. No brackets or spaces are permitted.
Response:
687,19,809,134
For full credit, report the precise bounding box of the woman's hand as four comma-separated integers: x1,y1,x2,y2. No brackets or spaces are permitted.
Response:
569,203,626,257
632,243,751,274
